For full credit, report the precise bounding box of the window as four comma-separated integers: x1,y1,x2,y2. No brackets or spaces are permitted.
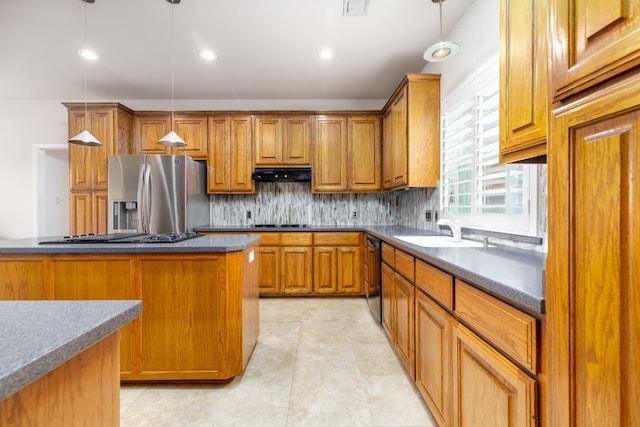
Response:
440,55,538,236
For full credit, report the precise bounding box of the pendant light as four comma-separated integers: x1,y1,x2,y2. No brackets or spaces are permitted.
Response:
158,0,187,147
423,0,460,62
69,0,102,147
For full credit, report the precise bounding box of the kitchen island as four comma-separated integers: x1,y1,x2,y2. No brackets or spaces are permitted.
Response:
0,300,141,426
0,234,260,382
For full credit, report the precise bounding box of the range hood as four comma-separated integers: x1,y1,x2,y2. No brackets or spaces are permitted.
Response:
252,168,312,182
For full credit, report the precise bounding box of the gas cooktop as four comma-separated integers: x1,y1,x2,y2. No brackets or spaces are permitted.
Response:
39,231,201,244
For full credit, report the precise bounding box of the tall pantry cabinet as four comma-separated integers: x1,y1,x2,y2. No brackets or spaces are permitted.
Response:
63,103,133,235
547,1,640,426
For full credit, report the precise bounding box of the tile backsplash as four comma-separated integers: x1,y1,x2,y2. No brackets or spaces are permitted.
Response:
208,176,547,253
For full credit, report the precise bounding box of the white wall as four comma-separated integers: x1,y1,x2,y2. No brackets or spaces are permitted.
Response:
0,101,69,239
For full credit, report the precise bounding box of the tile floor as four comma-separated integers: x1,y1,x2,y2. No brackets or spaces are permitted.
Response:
120,297,436,427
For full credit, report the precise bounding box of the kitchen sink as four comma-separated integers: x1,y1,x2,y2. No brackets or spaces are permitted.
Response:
393,235,485,248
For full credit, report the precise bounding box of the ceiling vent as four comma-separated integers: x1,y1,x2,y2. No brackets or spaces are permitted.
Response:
343,0,369,16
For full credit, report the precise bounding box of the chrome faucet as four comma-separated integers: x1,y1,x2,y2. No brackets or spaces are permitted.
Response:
437,218,462,241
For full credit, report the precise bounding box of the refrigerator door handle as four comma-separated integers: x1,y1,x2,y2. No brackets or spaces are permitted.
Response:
136,164,146,233
143,164,152,234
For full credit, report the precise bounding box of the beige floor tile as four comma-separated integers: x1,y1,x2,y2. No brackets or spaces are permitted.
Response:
198,375,292,427
363,375,436,427
121,297,436,427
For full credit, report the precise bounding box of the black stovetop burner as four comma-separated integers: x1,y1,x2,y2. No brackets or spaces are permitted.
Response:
251,224,310,228
39,231,201,244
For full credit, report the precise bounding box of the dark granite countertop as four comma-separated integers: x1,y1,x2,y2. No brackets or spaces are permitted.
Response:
0,300,141,401
198,224,546,316
0,234,260,255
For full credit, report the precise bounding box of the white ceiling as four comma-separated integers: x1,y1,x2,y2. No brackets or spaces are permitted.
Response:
0,0,473,102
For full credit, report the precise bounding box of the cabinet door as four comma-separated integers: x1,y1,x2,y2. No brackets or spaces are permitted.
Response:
313,247,337,294
452,323,537,427
282,246,313,294
313,116,348,192
51,259,134,374
395,272,415,379
336,246,361,294
69,191,93,236
172,115,208,159
390,88,408,188
382,262,395,337
258,246,280,294
382,110,394,189
207,116,230,193
93,190,109,236
229,116,254,192
499,0,547,163
90,109,116,190
132,114,171,155
68,110,93,190
348,115,381,191
416,291,452,427
254,116,283,166
550,0,640,101
283,116,311,165
549,83,640,426
0,260,45,300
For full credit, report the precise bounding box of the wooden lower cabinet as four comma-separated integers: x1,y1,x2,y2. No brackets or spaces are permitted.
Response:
394,272,415,379
452,323,537,427
0,249,259,382
257,246,280,294
381,261,394,336
416,291,452,427
282,246,313,294
313,246,362,294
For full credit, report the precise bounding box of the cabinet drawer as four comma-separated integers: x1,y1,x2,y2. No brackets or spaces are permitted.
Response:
415,260,453,311
256,232,281,246
281,232,313,246
455,280,537,373
395,249,415,282
381,243,395,266
314,232,360,246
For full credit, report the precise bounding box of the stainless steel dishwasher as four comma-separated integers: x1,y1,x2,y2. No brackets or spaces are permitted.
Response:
365,234,382,323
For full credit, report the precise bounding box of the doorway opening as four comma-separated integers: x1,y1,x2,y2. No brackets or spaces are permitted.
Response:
33,144,69,237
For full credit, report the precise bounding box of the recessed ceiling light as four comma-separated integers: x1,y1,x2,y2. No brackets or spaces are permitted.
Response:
78,49,99,61
199,49,217,61
319,48,335,59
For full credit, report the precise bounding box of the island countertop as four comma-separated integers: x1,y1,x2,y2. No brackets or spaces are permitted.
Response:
0,233,260,255
0,300,141,401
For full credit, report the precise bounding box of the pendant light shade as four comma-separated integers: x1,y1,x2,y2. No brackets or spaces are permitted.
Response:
158,130,187,147
158,0,187,147
423,0,459,62
70,0,102,147
69,129,102,146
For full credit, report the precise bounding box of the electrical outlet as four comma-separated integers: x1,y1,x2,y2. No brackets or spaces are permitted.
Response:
352,211,358,219
246,210,252,220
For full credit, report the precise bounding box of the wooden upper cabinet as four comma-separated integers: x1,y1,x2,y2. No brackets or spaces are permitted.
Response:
132,113,171,155
348,115,381,192
254,115,311,166
283,116,311,165
499,0,548,163
550,0,640,101
64,102,133,235
381,74,441,191
313,114,381,193
207,115,254,194
313,115,349,192
172,114,208,159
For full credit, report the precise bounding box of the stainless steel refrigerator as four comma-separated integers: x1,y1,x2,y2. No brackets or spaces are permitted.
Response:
108,154,209,234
